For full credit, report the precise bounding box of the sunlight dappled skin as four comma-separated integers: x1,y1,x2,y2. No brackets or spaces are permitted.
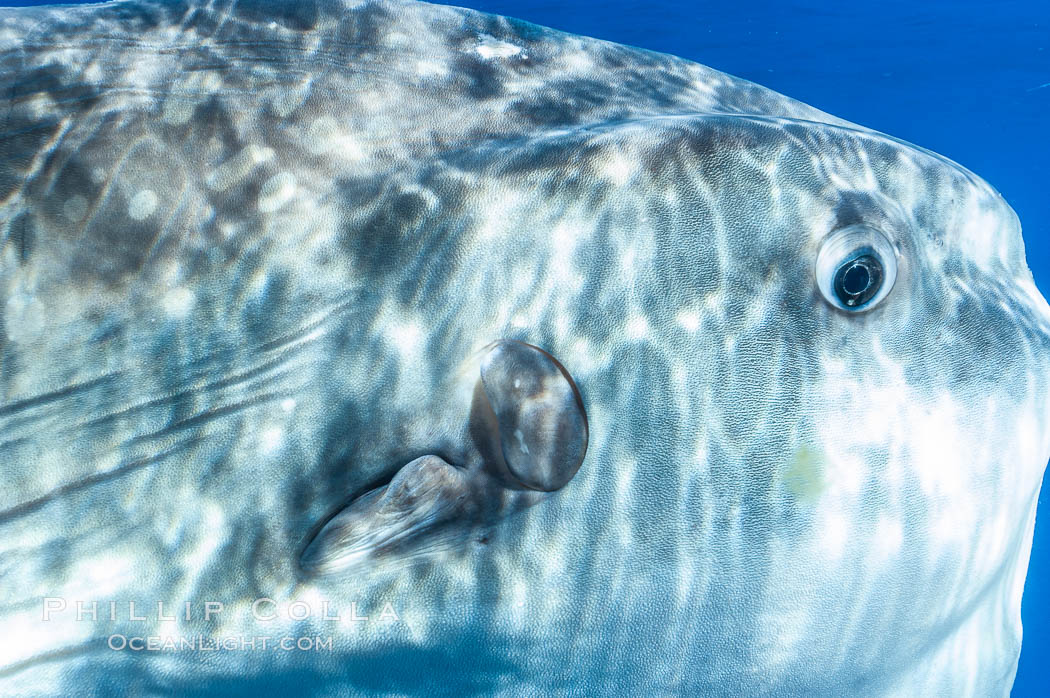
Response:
0,0,1048,695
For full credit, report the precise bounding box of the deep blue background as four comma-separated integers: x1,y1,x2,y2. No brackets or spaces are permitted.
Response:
2,0,1047,693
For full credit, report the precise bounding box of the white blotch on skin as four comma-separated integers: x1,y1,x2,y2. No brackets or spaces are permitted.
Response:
180,501,226,572
562,50,594,72
815,508,850,562
26,93,56,120
677,310,700,332
128,189,158,220
514,429,529,454
620,246,637,275
602,152,636,185
260,427,284,455
305,116,367,160
626,315,650,339
415,59,447,77
872,516,903,562
281,398,296,413
476,35,524,60
3,291,46,342
388,319,422,357
506,580,529,628
549,221,585,289
162,287,195,318
476,190,522,240
932,499,975,546
258,172,297,213
83,60,103,83
68,552,135,597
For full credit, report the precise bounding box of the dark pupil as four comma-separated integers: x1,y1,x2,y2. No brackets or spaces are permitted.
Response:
833,253,883,308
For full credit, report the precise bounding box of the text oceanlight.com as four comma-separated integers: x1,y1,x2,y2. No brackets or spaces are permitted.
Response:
107,635,335,652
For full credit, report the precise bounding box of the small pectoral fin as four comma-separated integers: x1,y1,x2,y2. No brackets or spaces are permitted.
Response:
299,454,472,576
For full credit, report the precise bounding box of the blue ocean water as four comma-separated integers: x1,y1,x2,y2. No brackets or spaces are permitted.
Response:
1,0,1046,693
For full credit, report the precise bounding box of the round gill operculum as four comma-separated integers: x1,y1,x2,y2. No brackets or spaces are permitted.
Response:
479,340,588,492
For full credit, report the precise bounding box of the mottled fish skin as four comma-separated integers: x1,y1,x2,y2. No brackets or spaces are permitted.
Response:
0,1,1048,696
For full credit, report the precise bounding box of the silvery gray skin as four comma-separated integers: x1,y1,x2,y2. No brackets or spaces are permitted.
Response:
0,0,1047,695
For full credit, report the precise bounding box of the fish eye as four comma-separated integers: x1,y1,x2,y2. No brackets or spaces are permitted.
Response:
816,225,897,312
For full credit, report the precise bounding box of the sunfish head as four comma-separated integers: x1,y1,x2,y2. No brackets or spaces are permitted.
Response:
325,109,1049,695
295,110,1050,693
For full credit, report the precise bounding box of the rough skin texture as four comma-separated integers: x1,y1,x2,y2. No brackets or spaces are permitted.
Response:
0,0,1047,695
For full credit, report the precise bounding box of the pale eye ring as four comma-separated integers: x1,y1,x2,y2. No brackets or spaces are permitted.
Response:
816,225,898,312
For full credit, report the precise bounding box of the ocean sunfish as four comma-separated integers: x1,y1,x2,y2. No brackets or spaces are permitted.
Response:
0,0,1047,695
